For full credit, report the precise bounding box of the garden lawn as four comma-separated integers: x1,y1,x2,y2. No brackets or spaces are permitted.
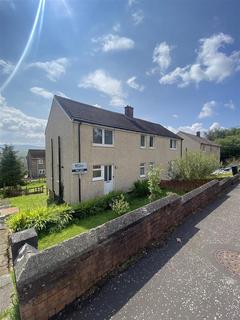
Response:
38,195,151,250
7,193,48,211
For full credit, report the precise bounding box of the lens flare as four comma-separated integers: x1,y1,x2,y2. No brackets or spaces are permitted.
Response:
0,0,46,93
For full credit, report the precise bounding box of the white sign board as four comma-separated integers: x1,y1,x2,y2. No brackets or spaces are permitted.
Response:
72,162,87,174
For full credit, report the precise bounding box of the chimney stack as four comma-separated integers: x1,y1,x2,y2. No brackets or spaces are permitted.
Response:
124,105,134,118
196,131,201,137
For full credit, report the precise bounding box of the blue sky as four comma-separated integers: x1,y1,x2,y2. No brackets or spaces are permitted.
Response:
0,0,239,146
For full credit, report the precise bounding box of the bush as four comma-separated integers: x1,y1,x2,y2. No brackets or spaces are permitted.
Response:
7,191,122,234
71,191,122,219
7,204,72,233
132,179,150,197
112,194,130,215
148,165,163,202
168,152,220,180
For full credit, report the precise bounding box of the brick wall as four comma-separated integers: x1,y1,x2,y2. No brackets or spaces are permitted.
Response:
12,175,239,320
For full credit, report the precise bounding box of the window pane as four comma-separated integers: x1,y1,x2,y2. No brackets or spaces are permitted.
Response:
108,166,112,180
93,128,103,144
93,170,101,178
104,130,113,145
141,135,145,147
104,166,108,181
93,165,101,170
149,136,154,147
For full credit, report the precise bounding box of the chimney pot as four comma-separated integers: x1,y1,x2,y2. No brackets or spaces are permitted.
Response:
125,105,134,118
196,131,201,137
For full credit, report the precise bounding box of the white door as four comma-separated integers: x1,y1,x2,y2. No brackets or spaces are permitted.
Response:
104,165,114,194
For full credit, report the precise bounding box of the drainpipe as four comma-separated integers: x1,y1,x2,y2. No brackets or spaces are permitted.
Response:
78,122,81,202
180,139,183,158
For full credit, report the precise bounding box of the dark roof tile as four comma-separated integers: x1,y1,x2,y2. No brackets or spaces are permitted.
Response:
55,96,181,140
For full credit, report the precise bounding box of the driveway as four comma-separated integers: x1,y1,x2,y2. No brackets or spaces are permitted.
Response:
57,184,240,320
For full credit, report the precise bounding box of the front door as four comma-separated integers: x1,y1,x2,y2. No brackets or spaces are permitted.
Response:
104,165,113,194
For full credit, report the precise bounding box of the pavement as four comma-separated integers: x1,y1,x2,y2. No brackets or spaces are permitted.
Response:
57,183,240,320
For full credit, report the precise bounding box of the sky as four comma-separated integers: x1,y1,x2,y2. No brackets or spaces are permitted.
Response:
0,0,240,146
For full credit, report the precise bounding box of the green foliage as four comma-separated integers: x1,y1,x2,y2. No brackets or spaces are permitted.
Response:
0,145,25,188
112,194,130,215
147,165,163,201
207,127,240,161
168,152,219,180
67,191,121,219
7,204,72,233
132,179,150,197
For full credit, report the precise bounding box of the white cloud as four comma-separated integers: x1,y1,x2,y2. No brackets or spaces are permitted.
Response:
167,121,223,136
30,87,68,99
132,9,144,25
160,33,240,87
92,34,135,52
198,100,216,119
126,76,144,91
113,23,121,32
172,114,179,119
152,42,173,73
0,59,14,75
79,69,126,107
128,0,138,6
209,122,222,131
224,99,235,110
0,94,46,145
93,103,103,108
28,58,69,81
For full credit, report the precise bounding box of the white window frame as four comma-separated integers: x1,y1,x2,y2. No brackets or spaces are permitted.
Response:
38,159,44,165
170,139,177,150
92,165,104,181
38,169,45,175
149,136,155,148
92,127,114,147
140,135,146,148
139,163,146,177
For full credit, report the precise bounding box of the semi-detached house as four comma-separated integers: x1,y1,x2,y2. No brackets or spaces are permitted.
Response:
45,96,182,204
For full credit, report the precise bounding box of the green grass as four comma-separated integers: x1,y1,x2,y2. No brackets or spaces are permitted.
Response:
38,195,158,250
24,178,46,189
5,193,48,211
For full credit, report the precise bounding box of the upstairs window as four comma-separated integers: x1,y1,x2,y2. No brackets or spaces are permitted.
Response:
93,128,103,144
38,159,43,164
170,139,177,150
149,136,154,148
93,128,113,145
149,162,155,169
104,130,113,145
140,135,146,148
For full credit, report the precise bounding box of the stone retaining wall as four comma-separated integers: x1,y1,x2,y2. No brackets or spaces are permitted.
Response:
12,174,240,320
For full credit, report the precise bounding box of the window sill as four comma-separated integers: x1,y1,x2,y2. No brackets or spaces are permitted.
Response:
92,177,104,182
140,146,146,149
92,143,114,148
149,147,156,149
170,148,177,150
140,175,146,178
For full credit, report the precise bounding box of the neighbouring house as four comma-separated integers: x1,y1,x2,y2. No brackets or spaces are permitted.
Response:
26,149,46,178
177,131,220,160
45,96,182,204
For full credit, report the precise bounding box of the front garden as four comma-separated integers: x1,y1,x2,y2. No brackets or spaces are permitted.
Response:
6,152,231,251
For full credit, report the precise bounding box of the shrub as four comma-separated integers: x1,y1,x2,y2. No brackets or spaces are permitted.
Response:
132,179,150,197
71,191,122,219
112,194,130,215
7,204,72,233
147,165,163,202
168,152,220,180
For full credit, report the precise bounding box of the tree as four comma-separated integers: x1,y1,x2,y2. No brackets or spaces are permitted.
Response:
0,145,25,188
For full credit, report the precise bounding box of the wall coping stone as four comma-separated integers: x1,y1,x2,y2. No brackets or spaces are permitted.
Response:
15,194,181,288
